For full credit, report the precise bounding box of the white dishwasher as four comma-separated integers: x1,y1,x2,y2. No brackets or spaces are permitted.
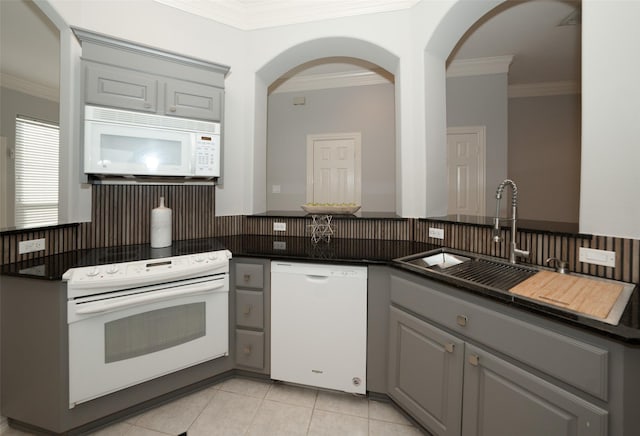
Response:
270,261,367,394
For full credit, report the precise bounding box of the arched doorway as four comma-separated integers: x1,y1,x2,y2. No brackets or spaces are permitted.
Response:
254,37,400,214
265,57,396,213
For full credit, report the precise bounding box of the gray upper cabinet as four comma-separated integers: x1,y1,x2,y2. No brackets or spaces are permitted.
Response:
462,344,607,436
85,62,158,113
74,29,229,122
165,80,222,121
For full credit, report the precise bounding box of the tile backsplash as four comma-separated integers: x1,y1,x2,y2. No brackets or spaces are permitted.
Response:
1,188,639,284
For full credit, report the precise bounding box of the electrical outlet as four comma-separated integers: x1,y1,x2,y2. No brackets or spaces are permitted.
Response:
428,227,445,240
273,222,287,232
273,241,287,250
18,238,46,254
579,247,616,267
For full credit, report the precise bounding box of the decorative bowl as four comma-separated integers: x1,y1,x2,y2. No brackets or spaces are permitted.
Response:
301,204,361,215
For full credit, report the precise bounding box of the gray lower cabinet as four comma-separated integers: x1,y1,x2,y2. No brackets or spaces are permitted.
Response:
232,258,271,374
388,270,611,436
462,344,607,436
388,306,464,436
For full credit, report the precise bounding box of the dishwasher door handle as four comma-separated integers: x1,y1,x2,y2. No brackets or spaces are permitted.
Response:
305,274,330,282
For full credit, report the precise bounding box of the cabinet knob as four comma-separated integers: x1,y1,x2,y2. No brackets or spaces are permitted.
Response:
243,346,252,355
468,354,480,366
243,305,252,316
456,315,468,327
444,343,455,353
243,274,251,283
169,106,177,112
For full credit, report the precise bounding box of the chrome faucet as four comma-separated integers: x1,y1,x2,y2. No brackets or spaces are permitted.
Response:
492,179,529,264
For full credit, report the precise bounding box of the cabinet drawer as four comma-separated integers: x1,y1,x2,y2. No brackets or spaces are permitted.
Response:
391,273,609,401
235,329,264,369
85,62,157,112
235,264,264,289
236,290,264,329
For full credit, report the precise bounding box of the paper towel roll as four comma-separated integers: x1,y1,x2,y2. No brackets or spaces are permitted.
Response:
151,197,172,248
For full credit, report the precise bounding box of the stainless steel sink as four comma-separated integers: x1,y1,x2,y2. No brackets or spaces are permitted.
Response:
395,247,636,326
395,248,539,292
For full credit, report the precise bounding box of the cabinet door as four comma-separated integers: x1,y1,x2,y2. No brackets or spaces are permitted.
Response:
388,306,464,436
164,80,223,121
462,344,607,436
85,62,157,112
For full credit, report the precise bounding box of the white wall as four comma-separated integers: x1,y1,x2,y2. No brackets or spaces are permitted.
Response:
509,94,581,223
267,84,396,212
581,0,640,238
446,74,508,215
43,0,640,238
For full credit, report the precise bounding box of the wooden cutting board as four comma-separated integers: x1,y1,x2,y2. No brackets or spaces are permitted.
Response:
509,271,624,320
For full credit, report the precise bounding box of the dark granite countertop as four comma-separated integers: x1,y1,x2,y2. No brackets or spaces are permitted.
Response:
2,234,639,344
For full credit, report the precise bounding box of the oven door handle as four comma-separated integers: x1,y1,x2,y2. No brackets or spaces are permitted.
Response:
74,281,225,315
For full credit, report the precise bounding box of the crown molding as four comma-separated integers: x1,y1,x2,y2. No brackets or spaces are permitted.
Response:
508,81,580,98
153,0,419,30
446,55,514,78
270,70,392,94
0,73,59,102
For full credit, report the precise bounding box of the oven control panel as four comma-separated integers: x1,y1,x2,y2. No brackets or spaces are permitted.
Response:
64,250,232,297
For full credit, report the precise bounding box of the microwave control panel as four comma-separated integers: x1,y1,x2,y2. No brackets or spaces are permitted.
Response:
194,133,220,176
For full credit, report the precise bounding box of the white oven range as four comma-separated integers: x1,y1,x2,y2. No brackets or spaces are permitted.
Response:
63,249,231,409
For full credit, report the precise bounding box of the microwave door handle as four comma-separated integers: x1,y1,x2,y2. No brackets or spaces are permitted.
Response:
74,281,225,315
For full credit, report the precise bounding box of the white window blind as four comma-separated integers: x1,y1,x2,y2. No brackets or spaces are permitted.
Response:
15,116,59,227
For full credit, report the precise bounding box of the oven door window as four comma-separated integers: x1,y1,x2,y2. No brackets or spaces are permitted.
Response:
105,302,205,363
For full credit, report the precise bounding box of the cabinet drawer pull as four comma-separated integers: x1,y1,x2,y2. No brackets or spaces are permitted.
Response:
468,354,480,366
456,315,468,327
143,103,152,109
444,343,455,353
169,106,177,112
243,305,252,316
243,346,252,355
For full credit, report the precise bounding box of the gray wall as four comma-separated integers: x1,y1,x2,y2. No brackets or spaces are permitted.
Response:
446,74,509,216
266,84,396,212
508,94,581,223
0,86,59,228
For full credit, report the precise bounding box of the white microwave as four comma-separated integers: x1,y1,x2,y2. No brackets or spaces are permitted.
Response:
84,105,220,178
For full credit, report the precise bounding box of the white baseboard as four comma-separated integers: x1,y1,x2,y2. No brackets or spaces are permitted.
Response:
0,416,9,434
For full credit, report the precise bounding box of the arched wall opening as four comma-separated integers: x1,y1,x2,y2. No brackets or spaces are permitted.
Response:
253,37,400,214
422,0,505,217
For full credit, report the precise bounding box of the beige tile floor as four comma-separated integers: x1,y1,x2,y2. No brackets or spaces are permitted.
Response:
1,377,426,436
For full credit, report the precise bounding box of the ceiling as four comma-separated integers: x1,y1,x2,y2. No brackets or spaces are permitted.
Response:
153,0,421,30
0,0,580,97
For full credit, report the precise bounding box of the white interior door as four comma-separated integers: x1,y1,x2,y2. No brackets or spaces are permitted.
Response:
306,133,361,205
447,126,486,216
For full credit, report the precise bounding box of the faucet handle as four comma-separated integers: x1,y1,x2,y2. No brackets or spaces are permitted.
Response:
513,247,530,259
546,257,569,274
